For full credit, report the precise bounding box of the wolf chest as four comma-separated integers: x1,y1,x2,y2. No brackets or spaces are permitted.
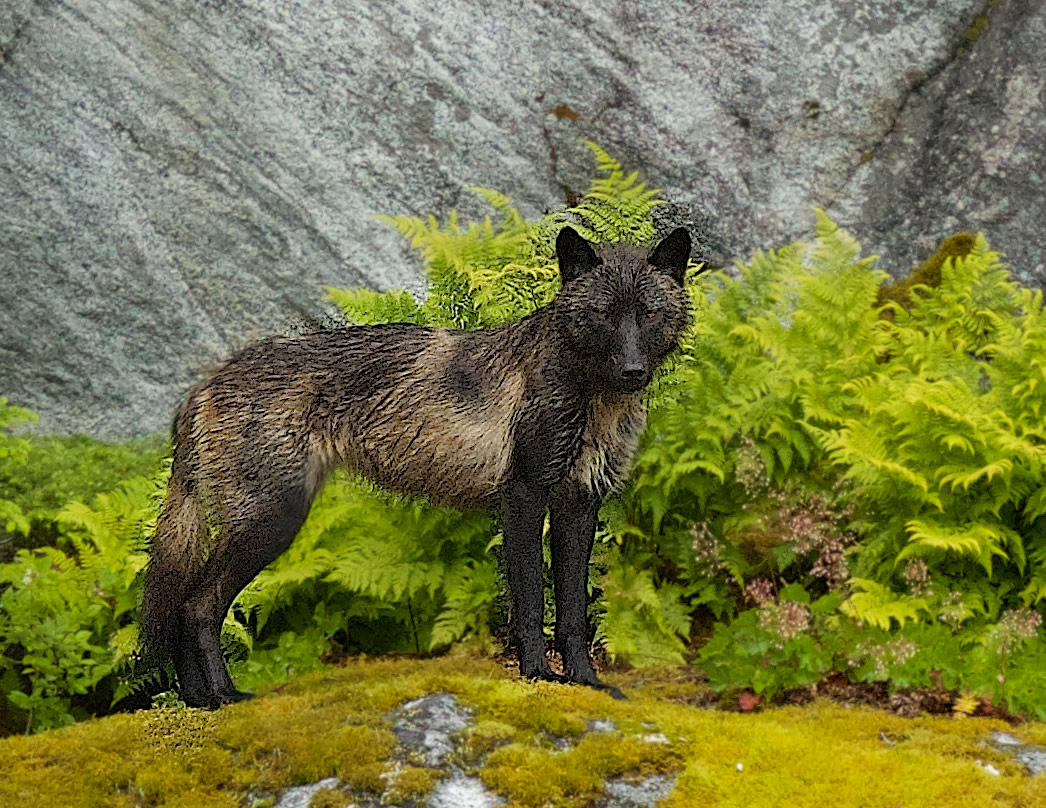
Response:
567,393,646,497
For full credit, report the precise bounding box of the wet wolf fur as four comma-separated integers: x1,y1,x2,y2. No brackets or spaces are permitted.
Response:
141,226,693,707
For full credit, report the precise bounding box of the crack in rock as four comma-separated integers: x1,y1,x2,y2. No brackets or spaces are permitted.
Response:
843,0,997,191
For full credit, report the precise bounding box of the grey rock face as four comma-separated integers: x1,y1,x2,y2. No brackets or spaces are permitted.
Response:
831,0,1046,284
272,777,342,808
387,693,506,807
0,0,1038,438
428,772,506,808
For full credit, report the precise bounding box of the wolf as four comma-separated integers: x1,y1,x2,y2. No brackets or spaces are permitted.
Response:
140,225,693,707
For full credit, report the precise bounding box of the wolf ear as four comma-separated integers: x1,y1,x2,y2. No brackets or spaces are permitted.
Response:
556,226,601,284
648,228,692,284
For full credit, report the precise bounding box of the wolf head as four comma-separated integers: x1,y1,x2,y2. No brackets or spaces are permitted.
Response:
554,226,692,394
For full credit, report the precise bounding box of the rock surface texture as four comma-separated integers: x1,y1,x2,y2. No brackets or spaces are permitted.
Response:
1,0,1040,437
269,692,677,808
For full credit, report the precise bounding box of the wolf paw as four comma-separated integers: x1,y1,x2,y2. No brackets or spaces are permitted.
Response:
589,681,627,700
181,689,254,709
519,664,570,686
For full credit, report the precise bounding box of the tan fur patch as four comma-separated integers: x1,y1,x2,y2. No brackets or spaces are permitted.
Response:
335,330,525,505
568,393,646,496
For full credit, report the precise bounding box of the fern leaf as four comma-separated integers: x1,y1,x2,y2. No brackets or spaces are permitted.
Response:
841,579,929,629
325,287,421,325
898,519,1009,574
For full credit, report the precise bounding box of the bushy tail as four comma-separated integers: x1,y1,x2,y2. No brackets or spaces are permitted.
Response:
140,460,209,665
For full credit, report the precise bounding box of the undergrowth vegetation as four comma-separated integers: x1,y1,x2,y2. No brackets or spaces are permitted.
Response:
1,143,1045,733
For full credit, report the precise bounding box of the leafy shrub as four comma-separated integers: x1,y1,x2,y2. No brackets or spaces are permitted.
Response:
649,214,1046,716
0,476,161,732
699,585,843,698
0,430,166,552
0,398,37,548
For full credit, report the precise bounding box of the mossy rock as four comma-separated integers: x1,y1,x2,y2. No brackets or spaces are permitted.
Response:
877,232,978,315
1,655,1045,807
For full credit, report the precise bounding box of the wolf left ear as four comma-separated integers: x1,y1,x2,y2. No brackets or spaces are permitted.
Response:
556,226,601,284
648,228,692,284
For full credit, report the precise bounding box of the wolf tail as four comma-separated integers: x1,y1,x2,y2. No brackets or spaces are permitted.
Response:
140,411,210,665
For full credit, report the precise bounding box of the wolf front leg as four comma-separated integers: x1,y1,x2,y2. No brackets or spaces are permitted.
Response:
550,489,625,699
500,479,563,683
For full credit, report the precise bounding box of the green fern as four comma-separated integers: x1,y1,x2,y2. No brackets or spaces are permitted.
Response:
429,560,500,650
840,579,930,629
595,553,690,666
0,473,163,731
324,288,421,325
0,397,37,539
227,473,496,659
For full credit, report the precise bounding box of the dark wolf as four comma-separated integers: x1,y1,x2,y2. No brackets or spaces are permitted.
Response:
141,226,693,707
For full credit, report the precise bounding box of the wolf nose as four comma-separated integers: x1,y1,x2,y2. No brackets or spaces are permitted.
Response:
621,363,646,384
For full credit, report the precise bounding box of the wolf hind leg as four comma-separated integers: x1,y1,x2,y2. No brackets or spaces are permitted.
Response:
550,488,625,700
177,482,314,707
169,618,210,705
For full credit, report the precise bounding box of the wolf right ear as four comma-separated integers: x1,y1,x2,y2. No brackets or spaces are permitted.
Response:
556,227,601,284
648,228,692,285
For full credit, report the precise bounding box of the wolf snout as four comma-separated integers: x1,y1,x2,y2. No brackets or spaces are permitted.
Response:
621,362,646,381
619,361,648,390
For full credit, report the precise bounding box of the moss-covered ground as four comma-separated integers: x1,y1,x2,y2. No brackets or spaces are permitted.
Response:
2,654,1044,807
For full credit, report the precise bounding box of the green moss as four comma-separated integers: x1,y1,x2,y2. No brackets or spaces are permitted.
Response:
965,14,988,41
308,786,352,808
1,656,1044,808
452,719,519,767
965,0,1000,42
482,744,603,805
457,677,615,742
381,764,445,804
613,667,711,705
956,1,999,56
877,233,978,314
480,729,680,806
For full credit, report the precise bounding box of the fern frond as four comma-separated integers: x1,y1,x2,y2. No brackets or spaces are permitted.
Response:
898,519,1010,574
841,578,930,629
325,287,421,325
596,557,689,666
